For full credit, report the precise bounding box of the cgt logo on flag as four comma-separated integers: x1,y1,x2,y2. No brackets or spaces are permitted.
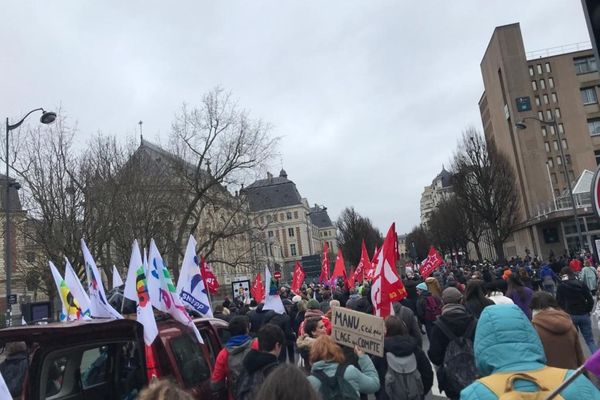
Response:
420,247,444,279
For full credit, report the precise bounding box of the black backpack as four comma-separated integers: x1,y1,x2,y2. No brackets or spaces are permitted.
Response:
235,361,278,400
312,364,360,400
436,318,478,398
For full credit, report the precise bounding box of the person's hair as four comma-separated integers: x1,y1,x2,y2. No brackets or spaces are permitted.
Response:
530,291,559,311
518,267,529,279
425,277,442,298
228,315,250,336
138,379,194,400
329,299,340,309
560,267,574,279
254,364,320,400
304,317,322,338
385,315,408,337
506,274,526,300
309,335,345,364
258,324,285,352
465,280,489,304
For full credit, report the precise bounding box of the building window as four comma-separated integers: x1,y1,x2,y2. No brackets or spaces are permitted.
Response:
555,108,561,119
595,150,600,165
268,230,274,238
538,111,544,121
550,125,556,135
543,94,549,104
542,127,547,137
537,64,543,74
546,110,552,120
574,56,597,74
554,188,561,197
552,92,558,103
545,62,551,73
557,156,562,165
267,215,272,223
540,79,546,90
294,211,298,219
288,228,295,237
565,154,571,164
544,142,550,152
286,212,292,220
548,77,554,88
561,139,568,150
551,173,558,184
581,87,598,105
558,123,564,134
535,96,541,106
290,244,297,256
529,66,534,76
532,81,538,91
589,119,600,136
553,140,559,151
548,158,554,168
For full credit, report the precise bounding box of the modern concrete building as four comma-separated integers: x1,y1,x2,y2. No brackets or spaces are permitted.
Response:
479,23,600,258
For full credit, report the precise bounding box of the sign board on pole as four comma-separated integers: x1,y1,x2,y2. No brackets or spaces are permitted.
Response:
331,307,385,357
7,294,17,305
273,271,281,280
515,96,531,112
231,279,251,305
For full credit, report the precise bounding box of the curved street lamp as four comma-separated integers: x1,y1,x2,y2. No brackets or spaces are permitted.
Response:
5,108,56,326
515,116,585,253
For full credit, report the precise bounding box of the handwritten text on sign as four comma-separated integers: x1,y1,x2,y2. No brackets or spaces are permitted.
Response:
331,307,385,357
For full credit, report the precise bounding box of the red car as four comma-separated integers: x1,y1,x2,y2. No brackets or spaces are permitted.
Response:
0,316,229,399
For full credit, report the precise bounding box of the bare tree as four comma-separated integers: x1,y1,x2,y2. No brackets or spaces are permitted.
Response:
336,207,383,267
451,128,520,261
405,225,430,262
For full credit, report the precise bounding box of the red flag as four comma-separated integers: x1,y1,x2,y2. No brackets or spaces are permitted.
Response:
291,261,305,295
200,257,220,294
354,240,371,283
346,266,356,289
420,247,444,279
319,241,330,283
331,248,347,285
366,245,380,280
371,224,407,318
250,272,265,303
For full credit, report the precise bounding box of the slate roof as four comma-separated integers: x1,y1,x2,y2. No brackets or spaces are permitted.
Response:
433,167,453,188
309,206,334,228
242,170,303,212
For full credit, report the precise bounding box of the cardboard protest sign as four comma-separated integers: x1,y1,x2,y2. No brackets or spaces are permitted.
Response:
331,306,385,357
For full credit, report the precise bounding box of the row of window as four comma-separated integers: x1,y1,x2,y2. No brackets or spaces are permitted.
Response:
589,119,600,136
581,87,598,105
543,139,568,153
536,108,561,122
529,62,552,76
541,123,564,137
535,92,558,106
546,154,571,168
260,210,301,224
549,169,575,185
531,77,555,91
574,56,598,75
267,227,297,238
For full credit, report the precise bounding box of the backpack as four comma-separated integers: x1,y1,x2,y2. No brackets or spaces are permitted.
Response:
478,366,567,400
436,318,478,398
384,352,424,400
235,361,278,400
423,296,441,321
226,340,253,395
312,364,360,400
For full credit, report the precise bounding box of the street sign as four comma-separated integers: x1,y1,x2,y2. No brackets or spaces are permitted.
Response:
7,294,17,305
515,96,531,112
273,271,282,280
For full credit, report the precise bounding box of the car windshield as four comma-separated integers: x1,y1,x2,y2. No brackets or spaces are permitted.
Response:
170,333,210,388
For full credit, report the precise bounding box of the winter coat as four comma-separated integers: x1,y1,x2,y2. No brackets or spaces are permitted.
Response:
415,292,442,324
307,354,380,396
557,278,594,315
464,297,494,319
532,308,585,370
0,351,28,397
237,349,279,400
392,302,423,348
248,304,273,334
487,292,513,305
372,335,433,400
460,304,600,400
427,304,476,366
506,287,533,319
296,334,317,372
580,266,598,292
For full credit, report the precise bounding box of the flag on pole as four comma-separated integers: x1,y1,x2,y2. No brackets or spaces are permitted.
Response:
147,239,203,343
371,224,407,318
263,266,285,314
367,245,380,280
251,272,265,303
64,258,92,319
420,247,444,279
346,266,356,289
112,265,124,289
354,240,371,283
291,261,305,295
0,371,12,400
319,241,330,283
331,248,347,286
49,261,81,321
81,239,123,319
177,235,213,317
200,258,220,294
123,240,158,346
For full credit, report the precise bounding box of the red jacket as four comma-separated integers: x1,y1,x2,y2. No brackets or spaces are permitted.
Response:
210,337,258,400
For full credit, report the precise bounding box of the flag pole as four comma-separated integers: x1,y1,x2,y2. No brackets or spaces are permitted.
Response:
544,366,585,400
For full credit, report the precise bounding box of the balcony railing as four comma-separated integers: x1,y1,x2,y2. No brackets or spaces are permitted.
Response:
534,192,591,219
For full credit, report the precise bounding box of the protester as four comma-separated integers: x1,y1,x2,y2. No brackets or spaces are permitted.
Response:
325,299,340,321
460,304,600,400
530,291,584,370
291,296,307,335
254,364,320,400
580,259,598,296
505,274,533,319
425,276,443,298
428,287,477,400
463,280,494,318
540,262,559,296
484,281,513,305
297,317,328,372
298,299,332,335
392,300,423,348
416,282,442,340
556,266,597,353
138,379,193,400
307,336,380,399
214,304,231,322
235,324,285,400
372,316,433,400
0,341,28,398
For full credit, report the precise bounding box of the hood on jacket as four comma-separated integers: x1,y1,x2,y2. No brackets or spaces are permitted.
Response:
532,308,573,335
242,349,278,371
311,360,340,375
475,304,545,376
384,335,418,357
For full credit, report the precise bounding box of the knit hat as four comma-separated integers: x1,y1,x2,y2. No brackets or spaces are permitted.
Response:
307,299,320,309
442,287,463,304
416,282,428,292
292,295,302,303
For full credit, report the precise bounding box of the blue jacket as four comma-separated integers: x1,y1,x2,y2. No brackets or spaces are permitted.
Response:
460,304,600,400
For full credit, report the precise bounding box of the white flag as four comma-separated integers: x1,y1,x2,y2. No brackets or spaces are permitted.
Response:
124,240,158,345
177,235,213,317
112,265,124,289
263,266,285,314
81,239,123,319
64,258,92,319
49,261,80,321
148,239,203,343
0,370,12,400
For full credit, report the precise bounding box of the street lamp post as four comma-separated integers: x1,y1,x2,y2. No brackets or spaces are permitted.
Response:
5,108,56,326
516,117,585,252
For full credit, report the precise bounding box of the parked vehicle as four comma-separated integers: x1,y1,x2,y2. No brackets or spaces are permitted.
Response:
0,316,229,400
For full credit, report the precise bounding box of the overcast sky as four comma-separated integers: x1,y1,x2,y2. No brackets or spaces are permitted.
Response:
0,1,591,234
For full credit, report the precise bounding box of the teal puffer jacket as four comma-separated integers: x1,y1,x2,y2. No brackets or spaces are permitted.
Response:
460,304,600,400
